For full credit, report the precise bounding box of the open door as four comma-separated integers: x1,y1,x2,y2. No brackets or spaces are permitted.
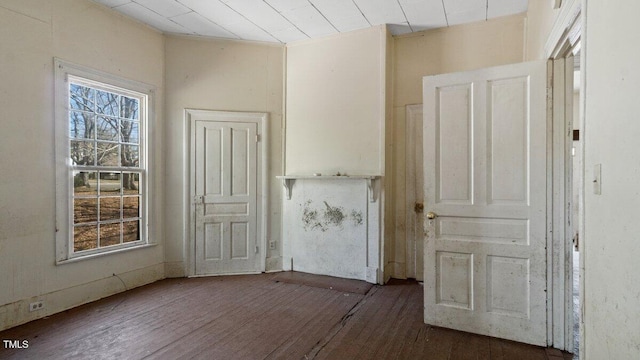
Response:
423,61,548,346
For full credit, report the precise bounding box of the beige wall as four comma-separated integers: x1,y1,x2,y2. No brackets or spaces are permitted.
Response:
582,1,640,357
525,0,561,60
0,0,165,331
390,14,526,278
285,26,387,176
164,36,285,275
284,26,392,280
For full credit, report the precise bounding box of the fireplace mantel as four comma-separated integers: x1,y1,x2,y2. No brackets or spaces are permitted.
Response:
280,176,382,283
276,175,381,202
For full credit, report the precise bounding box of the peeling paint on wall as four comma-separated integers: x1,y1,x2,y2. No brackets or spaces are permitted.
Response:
301,200,364,232
302,200,326,231
323,201,345,226
350,210,363,226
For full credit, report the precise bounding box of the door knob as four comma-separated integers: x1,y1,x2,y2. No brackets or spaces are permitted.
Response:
426,211,437,219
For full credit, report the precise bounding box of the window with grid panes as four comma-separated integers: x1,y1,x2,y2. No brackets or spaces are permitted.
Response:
68,77,145,253
52,57,155,261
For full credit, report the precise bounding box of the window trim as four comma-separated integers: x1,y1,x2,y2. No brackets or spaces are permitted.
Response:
54,58,156,264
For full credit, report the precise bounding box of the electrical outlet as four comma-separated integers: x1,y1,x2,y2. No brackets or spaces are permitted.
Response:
269,241,276,250
29,301,44,312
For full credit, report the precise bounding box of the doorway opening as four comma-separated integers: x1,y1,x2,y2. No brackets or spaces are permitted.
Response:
546,0,583,355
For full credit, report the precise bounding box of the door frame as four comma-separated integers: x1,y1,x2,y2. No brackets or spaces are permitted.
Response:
405,104,424,281
185,109,269,276
545,0,584,352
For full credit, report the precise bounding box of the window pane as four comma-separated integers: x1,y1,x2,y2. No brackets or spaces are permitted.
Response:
74,224,98,251
96,90,119,117
123,196,140,219
64,72,148,257
120,120,139,144
70,84,94,111
100,223,121,247
99,172,121,195
70,140,95,166
100,197,121,221
122,173,140,195
121,96,139,120
123,221,140,242
96,142,119,166
70,112,94,140
96,116,119,141
74,171,97,196
74,197,98,224
121,145,139,167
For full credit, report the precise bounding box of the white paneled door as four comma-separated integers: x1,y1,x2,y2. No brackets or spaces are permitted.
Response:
423,61,548,346
192,113,263,276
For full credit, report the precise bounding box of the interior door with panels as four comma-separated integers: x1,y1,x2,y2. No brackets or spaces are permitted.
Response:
190,111,265,276
423,61,548,346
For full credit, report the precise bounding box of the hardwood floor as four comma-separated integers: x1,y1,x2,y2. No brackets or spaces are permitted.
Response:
0,273,572,360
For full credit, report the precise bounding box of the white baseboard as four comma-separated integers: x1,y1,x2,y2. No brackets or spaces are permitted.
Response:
164,261,186,278
266,256,282,272
0,263,164,332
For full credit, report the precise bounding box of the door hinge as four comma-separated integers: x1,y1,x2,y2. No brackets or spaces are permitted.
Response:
193,195,204,204
255,246,259,254
255,134,260,142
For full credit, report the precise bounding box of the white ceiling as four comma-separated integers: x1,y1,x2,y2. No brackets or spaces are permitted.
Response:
92,0,528,44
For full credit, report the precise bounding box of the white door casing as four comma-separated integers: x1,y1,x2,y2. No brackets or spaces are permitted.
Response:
188,110,267,276
405,104,424,281
552,55,577,352
423,61,548,346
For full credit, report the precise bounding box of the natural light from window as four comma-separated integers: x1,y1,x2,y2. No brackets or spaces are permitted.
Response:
67,78,145,253
54,58,153,262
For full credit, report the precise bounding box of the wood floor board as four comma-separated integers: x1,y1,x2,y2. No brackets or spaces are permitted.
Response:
0,273,572,360
239,294,348,358
264,291,364,359
65,277,278,360
420,327,458,360
213,286,330,359
272,271,373,295
371,285,424,359
449,331,492,360
355,285,414,359
319,282,420,359
145,281,310,359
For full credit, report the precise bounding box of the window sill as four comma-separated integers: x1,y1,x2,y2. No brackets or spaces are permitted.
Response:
56,243,157,266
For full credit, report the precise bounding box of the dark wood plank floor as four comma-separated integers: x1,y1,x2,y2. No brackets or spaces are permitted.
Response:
0,273,572,360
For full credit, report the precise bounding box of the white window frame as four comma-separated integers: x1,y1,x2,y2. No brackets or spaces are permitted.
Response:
54,58,155,263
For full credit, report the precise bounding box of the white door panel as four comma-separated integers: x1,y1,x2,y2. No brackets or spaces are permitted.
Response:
423,61,547,346
194,120,259,275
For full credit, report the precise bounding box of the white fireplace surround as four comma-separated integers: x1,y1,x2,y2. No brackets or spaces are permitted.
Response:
279,175,382,284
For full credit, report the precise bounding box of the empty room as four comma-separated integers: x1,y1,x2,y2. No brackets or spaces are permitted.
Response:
1,0,638,359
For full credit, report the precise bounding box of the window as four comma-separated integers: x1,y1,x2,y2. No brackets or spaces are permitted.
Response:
55,59,154,261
